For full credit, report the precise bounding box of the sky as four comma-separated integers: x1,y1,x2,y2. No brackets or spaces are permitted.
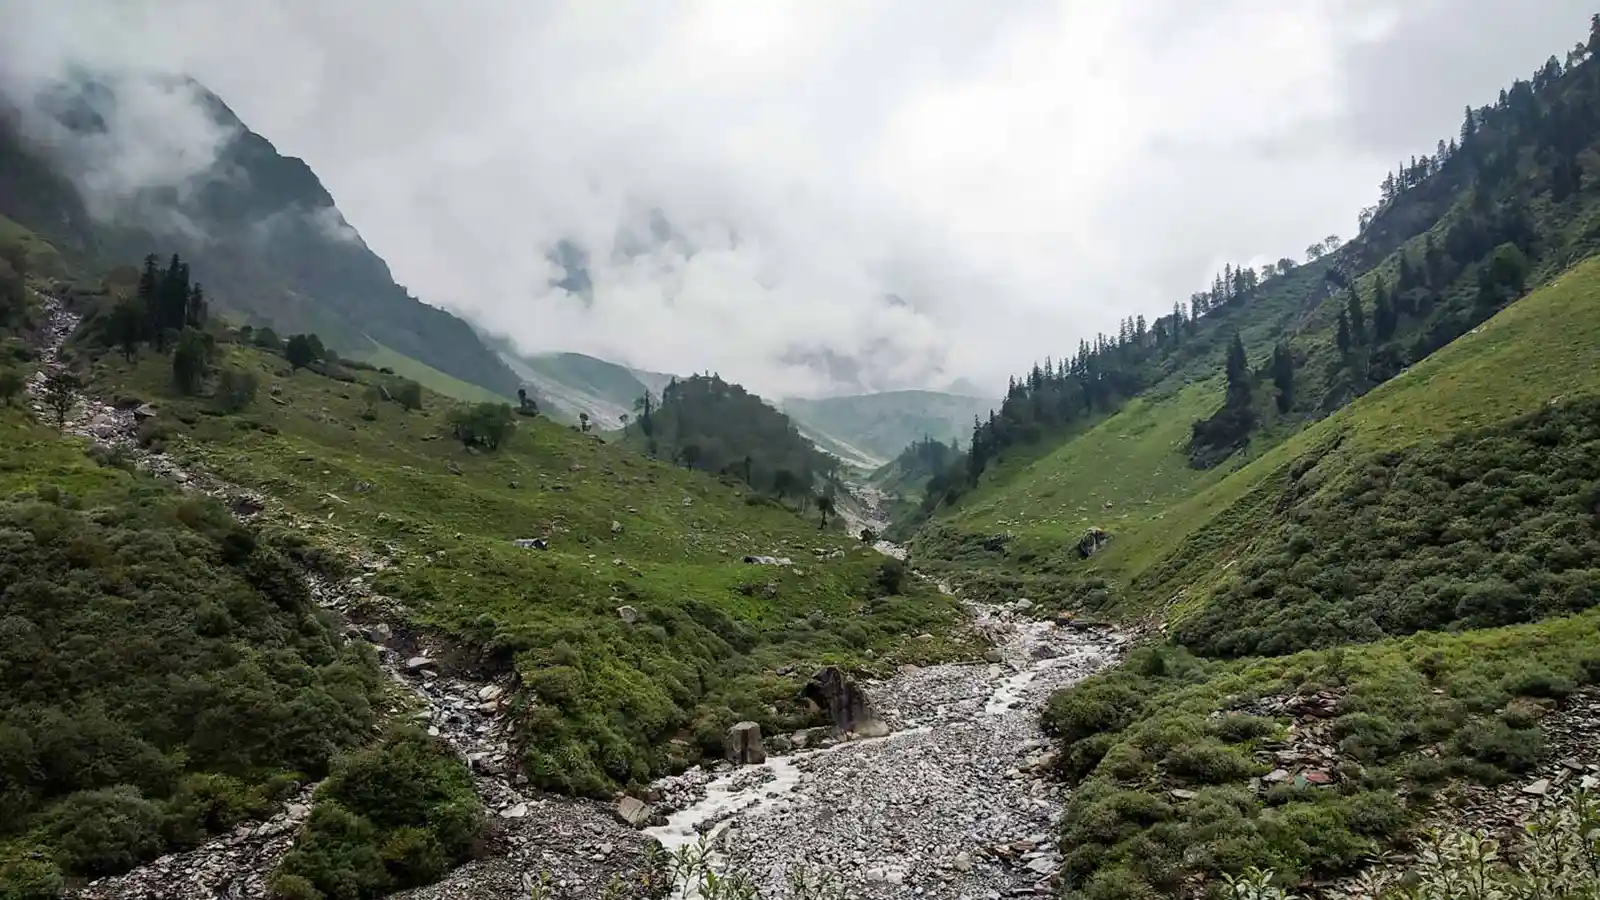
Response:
0,0,1592,398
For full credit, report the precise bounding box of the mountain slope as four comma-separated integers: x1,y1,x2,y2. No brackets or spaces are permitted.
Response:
0,72,521,399
782,390,994,462
905,25,1600,896
494,345,669,428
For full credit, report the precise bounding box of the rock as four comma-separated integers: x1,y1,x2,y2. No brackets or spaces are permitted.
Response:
1264,768,1291,783
1075,526,1112,559
364,623,393,644
500,802,529,819
616,605,640,624
1523,778,1551,796
984,649,1004,663
952,852,974,873
803,666,888,737
477,685,504,703
1302,770,1333,786
404,656,437,672
611,520,624,533
726,721,767,765
742,555,792,566
132,403,159,419
512,537,548,550
1013,598,1034,612
1170,789,1198,800
1025,857,1056,875
615,795,652,828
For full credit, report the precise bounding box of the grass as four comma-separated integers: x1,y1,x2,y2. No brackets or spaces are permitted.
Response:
357,341,511,405
1044,609,1600,897
925,254,1600,621
82,338,974,795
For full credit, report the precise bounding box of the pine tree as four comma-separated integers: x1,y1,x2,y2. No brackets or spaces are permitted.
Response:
1346,292,1367,344
1373,278,1396,342
1270,343,1295,413
1224,333,1251,406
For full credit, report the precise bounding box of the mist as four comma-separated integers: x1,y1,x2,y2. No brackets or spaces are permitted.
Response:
0,0,1590,397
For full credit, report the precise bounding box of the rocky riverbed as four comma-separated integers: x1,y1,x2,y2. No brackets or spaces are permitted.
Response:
644,596,1128,898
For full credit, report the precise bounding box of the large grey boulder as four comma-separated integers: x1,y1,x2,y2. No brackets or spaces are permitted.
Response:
615,795,652,828
803,666,888,738
726,721,767,765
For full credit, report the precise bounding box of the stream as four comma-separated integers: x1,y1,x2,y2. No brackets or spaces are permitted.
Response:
643,569,1127,898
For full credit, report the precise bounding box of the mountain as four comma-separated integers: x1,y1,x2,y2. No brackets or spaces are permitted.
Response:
908,24,1600,897
0,71,521,400
781,390,995,463
492,342,676,428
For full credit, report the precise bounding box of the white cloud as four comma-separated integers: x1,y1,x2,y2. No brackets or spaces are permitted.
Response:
0,0,1591,396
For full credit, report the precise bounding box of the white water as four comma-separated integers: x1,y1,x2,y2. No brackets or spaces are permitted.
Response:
645,727,934,854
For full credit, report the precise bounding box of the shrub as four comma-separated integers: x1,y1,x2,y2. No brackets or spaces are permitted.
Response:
1210,714,1276,744
448,402,515,450
1163,740,1260,784
215,368,259,412
1043,679,1147,746
37,786,164,876
390,379,423,412
0,856,64,900
272,728,482,900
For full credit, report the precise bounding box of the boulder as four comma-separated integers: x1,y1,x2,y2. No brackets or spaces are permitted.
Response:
616,605,640,624
803,666,888,738
726,721,767,765
615,796,652,828
404,656,437,673
1075,527,1112,559
132,403,159,420
611,520,624,534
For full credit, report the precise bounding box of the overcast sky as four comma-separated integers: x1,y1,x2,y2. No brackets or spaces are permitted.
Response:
1,1,1591,397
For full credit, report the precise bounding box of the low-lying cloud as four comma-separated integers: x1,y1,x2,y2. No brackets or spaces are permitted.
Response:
0,0,1590,397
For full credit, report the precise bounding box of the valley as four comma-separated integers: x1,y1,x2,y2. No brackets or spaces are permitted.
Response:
4,9,1600,900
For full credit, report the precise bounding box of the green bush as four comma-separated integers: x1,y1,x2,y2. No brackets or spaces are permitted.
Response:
1163,740,1260,784
0,856,62,900
0,483,382,878
37,786,164,876
272,728,482,900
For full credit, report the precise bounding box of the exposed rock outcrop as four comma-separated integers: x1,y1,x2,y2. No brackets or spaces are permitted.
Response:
804,666,889,738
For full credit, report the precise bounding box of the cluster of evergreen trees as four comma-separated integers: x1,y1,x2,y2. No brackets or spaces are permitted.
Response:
109,254,209,359
627,374,834,501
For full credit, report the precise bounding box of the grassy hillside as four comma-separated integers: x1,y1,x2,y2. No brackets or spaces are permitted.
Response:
85,337,970,796
916,255,1600,898
926,253,1600,613
782,390,996,462
1044,608,1600,896
359,341,510,405
0,405,386,893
